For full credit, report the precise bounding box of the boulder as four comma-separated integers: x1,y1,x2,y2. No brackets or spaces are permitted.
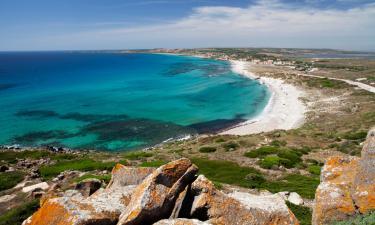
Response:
23,164,154,225
312,127,375,225
22,182,49,193
75,178,102,197
154,218,211,225
180,175,299,225
288,192,304,206
0,165,9,172
117,158,198,225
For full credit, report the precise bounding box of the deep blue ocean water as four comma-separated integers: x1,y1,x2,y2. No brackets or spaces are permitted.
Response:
0,52,270,151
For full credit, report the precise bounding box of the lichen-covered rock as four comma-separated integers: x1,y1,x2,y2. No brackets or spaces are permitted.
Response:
154,218,212,225
312,127,375,225
181,175,299,225
23,164,154,225
352,128,375,213
117,158,198,225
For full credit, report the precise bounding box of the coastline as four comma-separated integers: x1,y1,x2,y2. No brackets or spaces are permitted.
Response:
220,60,307,135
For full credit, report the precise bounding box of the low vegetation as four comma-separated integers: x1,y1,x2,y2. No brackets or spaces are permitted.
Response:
122,151,153,160
330,211,375,225
198,146,217,153
245,145,307,169
191,158,262,188
0,199,39,225
221,141,239,151
0,150,51,163
0,171,25,191
287,201,312,225
258,174,320,199
40,159,116,179
139,160,167,167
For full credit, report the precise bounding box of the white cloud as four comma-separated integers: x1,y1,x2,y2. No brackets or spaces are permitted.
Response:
17,0,375,50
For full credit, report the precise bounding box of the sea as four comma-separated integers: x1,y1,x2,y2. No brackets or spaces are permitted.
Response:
0,52,270,151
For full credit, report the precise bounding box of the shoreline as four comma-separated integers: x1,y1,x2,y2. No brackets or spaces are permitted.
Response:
220,60,307,135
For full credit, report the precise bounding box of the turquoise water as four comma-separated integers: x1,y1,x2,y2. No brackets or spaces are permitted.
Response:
0,52,270,151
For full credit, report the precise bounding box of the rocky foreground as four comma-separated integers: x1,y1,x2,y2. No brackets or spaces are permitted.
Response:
22,158,299,225
20,127,375,225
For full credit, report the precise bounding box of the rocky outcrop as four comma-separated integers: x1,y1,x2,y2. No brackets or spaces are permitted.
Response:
312,127,375,225
154,218,211,225
23,164,155,225
181,175,299,225
24,158,299,225
117,158,198,225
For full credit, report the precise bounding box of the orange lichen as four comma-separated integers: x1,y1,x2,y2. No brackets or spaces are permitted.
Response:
24,201,74,225
112,163,126,173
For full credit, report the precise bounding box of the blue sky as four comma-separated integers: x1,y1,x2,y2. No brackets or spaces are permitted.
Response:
0,0,374,51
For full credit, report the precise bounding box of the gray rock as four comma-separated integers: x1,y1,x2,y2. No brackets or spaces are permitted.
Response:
288,192,303,205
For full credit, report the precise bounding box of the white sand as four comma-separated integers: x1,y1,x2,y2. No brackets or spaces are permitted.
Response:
221,60,307,135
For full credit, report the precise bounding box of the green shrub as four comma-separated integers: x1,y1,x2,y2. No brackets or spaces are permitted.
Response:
199,146,217,153
270,140,287,147
343,131,368,141
330,211,375,225
245,172,266,184
123,151,153,160
0,171,25,191
0,199,40,225
244,146,279,158
222,141,240,151
140,160,167,167
286,201,312,225
277,150,302,167
215,138,226,143
40,159,116,179
260,156,282,169
308,165,321,175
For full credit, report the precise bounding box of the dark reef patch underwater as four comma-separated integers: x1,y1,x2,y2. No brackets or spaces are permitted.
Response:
0,52,270,151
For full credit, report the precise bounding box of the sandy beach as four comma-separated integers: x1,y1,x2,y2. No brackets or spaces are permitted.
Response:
221,60,307,135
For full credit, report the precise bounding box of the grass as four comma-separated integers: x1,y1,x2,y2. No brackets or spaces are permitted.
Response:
0,171,25,191
330,211,375,225
286,201,312,225
342,131,368,141
199,146,217,153
260,155,284,169
308,165,321,175
0,199,40,225
73,173,111,183
39,159,116,179
306,78,347,89
244,146,279,158
191,158,263,188
0,150,51,164
189,158,319,198
259,174,320,199
139,160,167,167
122,151,153,160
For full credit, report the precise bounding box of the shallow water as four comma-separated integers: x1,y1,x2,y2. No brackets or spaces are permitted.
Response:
0,52,270,151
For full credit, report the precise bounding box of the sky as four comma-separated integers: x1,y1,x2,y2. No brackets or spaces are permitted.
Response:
0,0,374,51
